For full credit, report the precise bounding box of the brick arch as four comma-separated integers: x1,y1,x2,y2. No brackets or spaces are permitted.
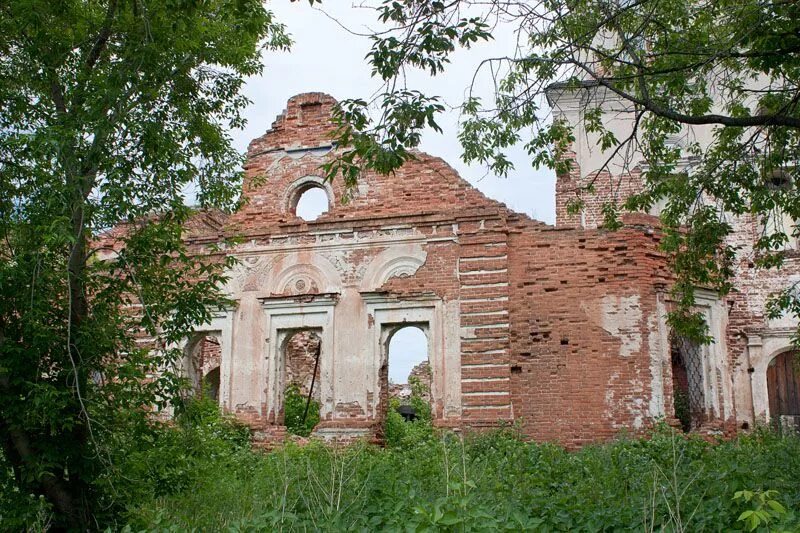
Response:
282,175,334,217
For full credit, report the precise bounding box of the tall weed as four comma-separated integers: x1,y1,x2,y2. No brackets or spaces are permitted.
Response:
120,422,800,531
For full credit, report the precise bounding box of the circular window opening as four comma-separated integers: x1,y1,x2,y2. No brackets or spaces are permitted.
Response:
294,186,330,221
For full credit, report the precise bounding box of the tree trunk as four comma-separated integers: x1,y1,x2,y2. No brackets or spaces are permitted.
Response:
0,377,89,529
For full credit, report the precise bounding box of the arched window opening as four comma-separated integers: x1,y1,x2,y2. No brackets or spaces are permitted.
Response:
670,335,705,432
186,334,222,402
282,329,322,436
384,325,431,424
767,351,800,431
294,186,329,221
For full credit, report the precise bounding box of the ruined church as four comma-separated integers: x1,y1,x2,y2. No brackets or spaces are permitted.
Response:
171,92,799,447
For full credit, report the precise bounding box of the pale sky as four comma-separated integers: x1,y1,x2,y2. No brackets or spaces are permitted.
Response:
232,1,556,224
388,326,428,384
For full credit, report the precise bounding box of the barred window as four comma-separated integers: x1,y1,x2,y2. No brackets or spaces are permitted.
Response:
671,335,706,431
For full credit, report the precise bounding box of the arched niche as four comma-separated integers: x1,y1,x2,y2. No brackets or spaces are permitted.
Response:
270,259,340,296
360,244,427,291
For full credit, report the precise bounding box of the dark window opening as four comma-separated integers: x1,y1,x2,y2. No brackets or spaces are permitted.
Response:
671,335,705,431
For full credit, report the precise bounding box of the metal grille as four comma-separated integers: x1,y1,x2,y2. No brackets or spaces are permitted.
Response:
671,335,706,428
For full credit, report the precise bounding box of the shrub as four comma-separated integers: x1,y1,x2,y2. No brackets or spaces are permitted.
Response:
124,427,800,531
384,375,435,448
0,451,52,530
284,384,319,437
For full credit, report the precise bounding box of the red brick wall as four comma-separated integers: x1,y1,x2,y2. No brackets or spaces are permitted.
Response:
168,93,697,446
555,131,800,431
555,147,645,229
506,219,672,445
285,330,322,402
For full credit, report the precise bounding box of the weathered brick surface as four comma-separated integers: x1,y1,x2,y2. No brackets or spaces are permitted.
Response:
554,134,800,431
555,149,646,230
506,219,672,444
286,330,322,402
135,93,724,446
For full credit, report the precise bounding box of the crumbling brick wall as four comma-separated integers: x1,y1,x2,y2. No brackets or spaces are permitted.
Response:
285,330,322,402
507,219,673,445
157,93,719,446
551,118,800,430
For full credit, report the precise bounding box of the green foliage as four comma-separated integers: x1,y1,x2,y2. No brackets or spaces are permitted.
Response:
122,424,800,532
324,0,800,344
284,384,320,437
0,0,289,527
0,451,53,531
734,489,790,532
384,376,435,448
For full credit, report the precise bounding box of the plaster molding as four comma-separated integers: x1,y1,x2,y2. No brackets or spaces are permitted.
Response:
360,244,428,291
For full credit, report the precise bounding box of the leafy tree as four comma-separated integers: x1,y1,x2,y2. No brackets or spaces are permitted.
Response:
323,0,800,339
0,0,288,527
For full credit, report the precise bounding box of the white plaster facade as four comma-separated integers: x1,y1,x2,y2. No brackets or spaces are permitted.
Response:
178,224,464,439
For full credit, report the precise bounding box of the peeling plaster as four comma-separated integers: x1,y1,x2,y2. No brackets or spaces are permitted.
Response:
597,294,643,357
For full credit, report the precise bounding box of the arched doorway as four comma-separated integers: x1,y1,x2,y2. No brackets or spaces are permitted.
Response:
185,334,222,402
381,325,431,428
388,326,430,398
767,351,800,425
204,367,221,401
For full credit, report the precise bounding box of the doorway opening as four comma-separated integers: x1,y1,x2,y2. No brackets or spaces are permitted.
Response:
767,350,800,432
381,324,431,441
670,334,706,431
282,329,322,436
185,333,222,403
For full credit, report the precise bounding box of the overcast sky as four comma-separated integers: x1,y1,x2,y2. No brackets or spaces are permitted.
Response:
232,1,557,224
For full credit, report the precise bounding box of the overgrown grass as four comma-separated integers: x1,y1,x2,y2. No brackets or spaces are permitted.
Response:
119,415,800,531
5,396,800,531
